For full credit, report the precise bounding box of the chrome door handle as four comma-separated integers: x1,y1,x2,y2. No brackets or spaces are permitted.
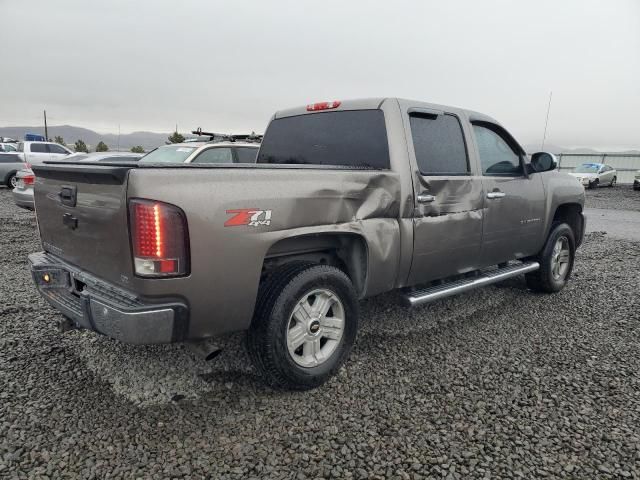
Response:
487,191,506,199
417,194,436,203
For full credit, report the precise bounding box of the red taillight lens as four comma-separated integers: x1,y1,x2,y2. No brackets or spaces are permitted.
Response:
129,199,189,277
23,174,35,186
306,100,341,111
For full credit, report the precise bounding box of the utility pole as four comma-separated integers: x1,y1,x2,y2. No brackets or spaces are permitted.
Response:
44,110,49,141
541,91,552,151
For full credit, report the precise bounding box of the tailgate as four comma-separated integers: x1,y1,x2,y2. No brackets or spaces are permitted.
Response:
32,163,135,287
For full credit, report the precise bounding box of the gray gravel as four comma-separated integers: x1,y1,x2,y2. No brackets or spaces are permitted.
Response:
585,184,640,211
1,186,640,479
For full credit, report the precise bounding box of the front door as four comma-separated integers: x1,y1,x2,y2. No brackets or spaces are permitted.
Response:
471,123,546,266
406,110,485,285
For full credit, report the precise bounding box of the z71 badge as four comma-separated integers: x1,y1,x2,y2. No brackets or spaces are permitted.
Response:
225,208,272,227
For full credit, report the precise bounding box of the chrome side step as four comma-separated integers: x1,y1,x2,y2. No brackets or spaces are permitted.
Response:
404,261,540,307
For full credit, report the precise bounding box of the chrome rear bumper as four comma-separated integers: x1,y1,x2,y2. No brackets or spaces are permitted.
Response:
29,252,188,344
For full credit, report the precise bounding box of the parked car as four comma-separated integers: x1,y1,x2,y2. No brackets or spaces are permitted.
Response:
0,152,27,188
11,153,143,210
0,142,18,153
64,152,143,162
12,166,35,209
569,162,617,188
634,171,640,190
29,97,585,390
139,142,259,164
16,141,73,164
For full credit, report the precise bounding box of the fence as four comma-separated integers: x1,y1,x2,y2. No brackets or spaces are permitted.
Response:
556,153,640,184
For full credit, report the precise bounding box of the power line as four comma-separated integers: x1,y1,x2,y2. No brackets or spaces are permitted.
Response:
541,91,552,150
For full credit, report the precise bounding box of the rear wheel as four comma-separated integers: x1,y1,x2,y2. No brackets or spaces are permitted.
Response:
7,173,17,188
247,263,359,390
610,176,617,187
526,223,575,293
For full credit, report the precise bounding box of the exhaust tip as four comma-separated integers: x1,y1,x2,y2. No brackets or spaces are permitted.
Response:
187,340,222,362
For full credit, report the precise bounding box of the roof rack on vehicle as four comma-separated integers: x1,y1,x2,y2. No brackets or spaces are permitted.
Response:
190,128,263,143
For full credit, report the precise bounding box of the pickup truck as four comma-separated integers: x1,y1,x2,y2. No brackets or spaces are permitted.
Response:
29,98,586,390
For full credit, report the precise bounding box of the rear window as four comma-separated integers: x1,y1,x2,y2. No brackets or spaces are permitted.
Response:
257,110,390,169
235,147,258,163
139,145,196,163
410,113,469,175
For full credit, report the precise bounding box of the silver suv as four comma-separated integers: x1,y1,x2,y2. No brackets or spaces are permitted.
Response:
139,142,259,164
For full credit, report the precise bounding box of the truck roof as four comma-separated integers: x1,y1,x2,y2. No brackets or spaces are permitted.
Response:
274,97,501,125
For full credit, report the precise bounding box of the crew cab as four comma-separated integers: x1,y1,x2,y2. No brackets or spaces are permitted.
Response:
17,141,73,164
29,98,585,390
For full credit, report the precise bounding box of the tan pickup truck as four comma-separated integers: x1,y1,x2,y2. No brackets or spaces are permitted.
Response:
29,98,585,389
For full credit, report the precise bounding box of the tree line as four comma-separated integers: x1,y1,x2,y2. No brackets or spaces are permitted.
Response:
54,135,146,154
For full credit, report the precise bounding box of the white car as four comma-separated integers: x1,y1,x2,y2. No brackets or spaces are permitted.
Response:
569,163,617,189
16,141,73,164
139,141,259,164
0,142,18,153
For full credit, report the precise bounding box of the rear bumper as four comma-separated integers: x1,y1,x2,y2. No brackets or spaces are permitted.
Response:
12,188,34,210
29,251,188,344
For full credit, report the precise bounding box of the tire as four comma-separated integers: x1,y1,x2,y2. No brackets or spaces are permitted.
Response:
6,173,17,189
589,178,599,189
247,262,359,390
525,223,575,293
610,176,617,187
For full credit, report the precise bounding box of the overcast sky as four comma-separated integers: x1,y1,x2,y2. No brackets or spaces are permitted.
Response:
1,0,639,149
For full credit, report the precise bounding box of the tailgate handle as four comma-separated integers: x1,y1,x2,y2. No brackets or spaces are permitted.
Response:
58,185,77,207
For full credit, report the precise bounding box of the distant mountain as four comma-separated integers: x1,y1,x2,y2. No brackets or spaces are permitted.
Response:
0,125,170,151
523,144,640,155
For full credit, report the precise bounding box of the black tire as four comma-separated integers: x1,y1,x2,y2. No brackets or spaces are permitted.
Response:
247,262,359,390
589,179,599,189
6,172,17,189
525,223,575,293
610,176,617,187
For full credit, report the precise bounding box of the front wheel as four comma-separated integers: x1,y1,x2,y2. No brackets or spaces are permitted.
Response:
526,223,576,293
247,263,359,390
610,176,617,187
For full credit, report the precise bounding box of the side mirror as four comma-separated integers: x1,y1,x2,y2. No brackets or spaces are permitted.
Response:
530,152,557,173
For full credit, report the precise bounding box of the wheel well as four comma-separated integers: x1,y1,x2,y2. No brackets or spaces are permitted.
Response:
4,170,17,185
552,203,584,246
262,234,368,297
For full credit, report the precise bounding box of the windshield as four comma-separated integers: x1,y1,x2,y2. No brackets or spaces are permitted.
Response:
140,145,196,163
574,163,601,173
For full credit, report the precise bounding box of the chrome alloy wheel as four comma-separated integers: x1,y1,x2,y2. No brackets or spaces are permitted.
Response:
551,236,570,280
10,175,18,188
286,288,345,368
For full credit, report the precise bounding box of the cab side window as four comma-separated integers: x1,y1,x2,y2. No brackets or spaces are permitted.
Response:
409,113,469,175
192,147,234,164
48,144,69,154
30,143,48,153
473,124,523,176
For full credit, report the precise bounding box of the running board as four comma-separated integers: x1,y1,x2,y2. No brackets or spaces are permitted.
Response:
404,261,540,307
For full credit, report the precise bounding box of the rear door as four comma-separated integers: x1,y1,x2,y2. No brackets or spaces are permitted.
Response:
27,142,51,163
32,163,136,287
405,108,485,285
471,122,545,265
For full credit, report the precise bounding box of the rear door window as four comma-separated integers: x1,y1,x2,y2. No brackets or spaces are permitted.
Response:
409,113,469,175
235,147,258,163
30,143,48,153
191,147,234,164
257,110,390,169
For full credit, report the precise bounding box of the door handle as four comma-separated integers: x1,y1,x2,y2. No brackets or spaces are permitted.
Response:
486,191,506,199
417,193,435,204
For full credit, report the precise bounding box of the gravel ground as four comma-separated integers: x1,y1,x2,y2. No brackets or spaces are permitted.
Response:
1,187,640,479
584,184,640,211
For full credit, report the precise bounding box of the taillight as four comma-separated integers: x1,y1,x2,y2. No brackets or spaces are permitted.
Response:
23,174,35,186
306,100,341,111
129,198,189,277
